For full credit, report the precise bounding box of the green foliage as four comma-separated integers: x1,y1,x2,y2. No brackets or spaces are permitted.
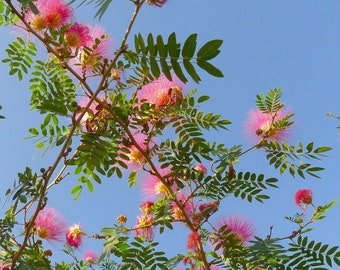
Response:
313,200,338,221
201,171,278,203
16,244,52,269
285,236,340,269
248,237,290,269
264,141,332,179
179,93,231,131
68,0,112,20
26,114,69,154
17,0,39,14
134,32,223,83
152,197,173,233
248,236,340,270
116,238,168,270
0,104,5,119
212,145,243,173
29,58,77,114
0,0,18,26
5,167,42,213
0,206,16,246
2,37,36,81
101,228,169,270
68,132,123,199
153,93,232,169
127,169,138,187
256,88,283,114
158,139,197,171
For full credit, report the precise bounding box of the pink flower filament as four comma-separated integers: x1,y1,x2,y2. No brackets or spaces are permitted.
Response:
66,224,83,248
135,215,154,241
294,189,313,212
213,214,256,246
34,207,67,243
245,109,292,142
26,0,73,30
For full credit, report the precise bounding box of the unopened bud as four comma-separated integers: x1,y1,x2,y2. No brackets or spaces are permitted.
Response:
44,249,53,256
296,217,304,224
111,69,120,81
117,214,128,223
256,129,263,136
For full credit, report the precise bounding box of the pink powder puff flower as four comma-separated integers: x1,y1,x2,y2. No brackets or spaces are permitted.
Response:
194,163,208,175
121,132,154,167
85,25,112,56
244,108,292,143
83,250,97,264
0,263,11,270
140,201,154,215
294,189,313,213
171,192,195,221
213,214,256,246
25,0,73,31
68,25,113,76
78,25,113,73
140,167,177,200
137,74,184,109
183,256,195,268
65,23,91,48
76,96,99,131
66,224,83,248
35,207,68,243
186,231,200,251
147,0,168,7
135,214,154,241
198,201,219,213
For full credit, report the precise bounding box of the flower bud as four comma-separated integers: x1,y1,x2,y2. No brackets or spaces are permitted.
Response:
117,214,128,223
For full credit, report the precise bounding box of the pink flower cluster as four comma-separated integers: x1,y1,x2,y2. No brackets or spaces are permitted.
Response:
120,132,155,168
83,250,98,264
34,207,97,262
66,224,83,248
0,263,11,270
294,188,313,213
186,231,201,251
140,167,177,200
244,108,292,143
35,207,68,242
25,0,73,31
137,74,184,109
212,214,256,247
22,0,113,77
135,202,155,241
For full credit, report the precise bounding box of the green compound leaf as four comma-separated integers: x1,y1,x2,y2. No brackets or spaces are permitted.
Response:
256,88,282,113
264,141,331,179
286,236,340,268
197,59,224,78
133,32,223,84
182,33,198,59
197,39,223,60
0,105,5,119
2,37,37,81
70,185,82,200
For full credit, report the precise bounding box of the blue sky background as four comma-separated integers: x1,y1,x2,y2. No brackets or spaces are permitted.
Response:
1,0,340,267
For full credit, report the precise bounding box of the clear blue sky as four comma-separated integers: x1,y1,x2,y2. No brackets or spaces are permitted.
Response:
1,0,340,267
